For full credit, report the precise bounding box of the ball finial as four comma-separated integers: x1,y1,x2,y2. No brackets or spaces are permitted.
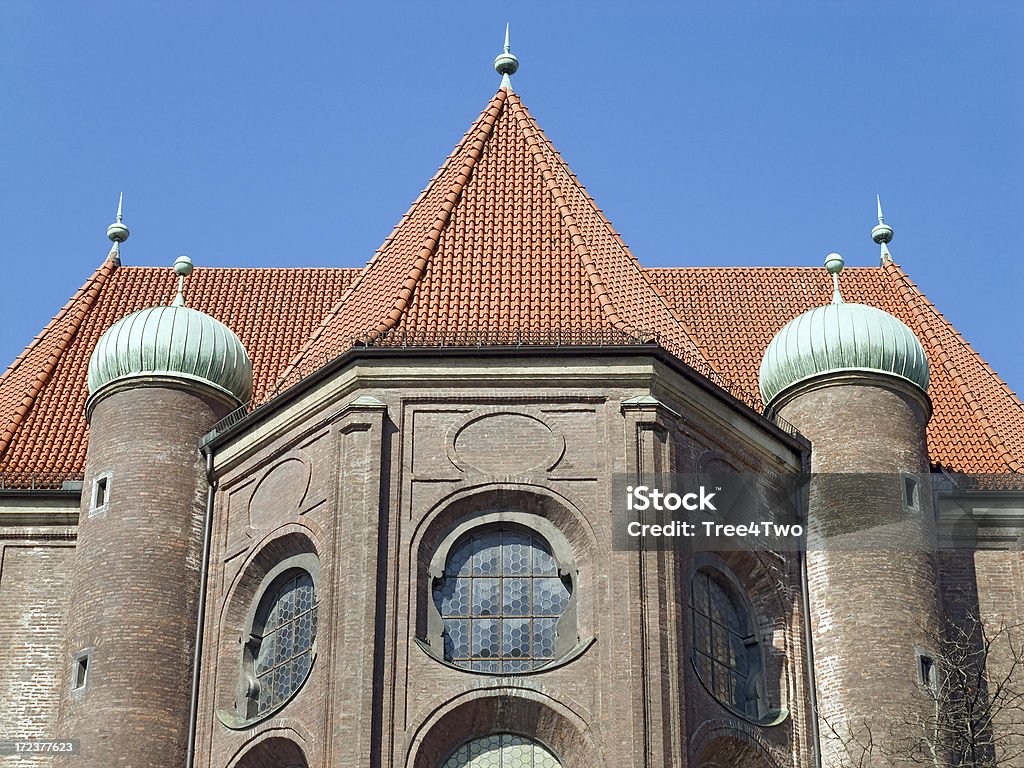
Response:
173,255,194,277
494,23,519,78
825,253,845,304
171,256,193,307
871,222,894,245
106,192,130,244
825,253,845,274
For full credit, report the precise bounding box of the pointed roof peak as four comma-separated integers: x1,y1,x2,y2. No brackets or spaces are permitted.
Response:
278,86,712,390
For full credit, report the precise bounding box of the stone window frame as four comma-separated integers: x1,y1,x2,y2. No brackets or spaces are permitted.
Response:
88,472,112,518
234,552,320,725
687,553,770,722
422,511,582,675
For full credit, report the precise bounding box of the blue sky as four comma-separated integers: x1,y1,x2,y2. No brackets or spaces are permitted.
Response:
2,2,1021,397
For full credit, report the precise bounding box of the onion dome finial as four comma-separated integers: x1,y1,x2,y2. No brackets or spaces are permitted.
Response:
494,23,519,91
871,195,894,265
172,255,193,307
825,252,844,304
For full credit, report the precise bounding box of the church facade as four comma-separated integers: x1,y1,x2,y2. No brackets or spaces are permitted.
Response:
1,42,1023,768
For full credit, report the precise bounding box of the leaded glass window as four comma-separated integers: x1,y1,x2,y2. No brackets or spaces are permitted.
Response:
440,734,562,768
433,528,571,673
252,570,318,715
691,568,757,715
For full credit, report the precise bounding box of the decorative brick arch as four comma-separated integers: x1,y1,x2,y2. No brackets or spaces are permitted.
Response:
412,483,600,564
689,720,785,768
214,524,324,728
219,523,325,631
227,729,310,768
405,688,605,768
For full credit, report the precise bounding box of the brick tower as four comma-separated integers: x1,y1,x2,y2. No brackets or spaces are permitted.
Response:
54,239,253,767
760,253,942,766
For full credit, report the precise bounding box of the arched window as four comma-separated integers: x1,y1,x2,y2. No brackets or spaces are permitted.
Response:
242,563,318,720
430,525,573,673
691,567,763,718
440,733,562,768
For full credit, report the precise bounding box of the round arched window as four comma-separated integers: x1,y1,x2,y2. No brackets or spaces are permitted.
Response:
440,733,562,768
432,527,572,673
691,567,761,717
247,569,318,717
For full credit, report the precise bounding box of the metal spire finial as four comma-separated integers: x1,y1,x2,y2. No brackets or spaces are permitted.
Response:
494,23,519,91
871,194,894,265
105,193,130,265
825,252,845,304
171,255,193,307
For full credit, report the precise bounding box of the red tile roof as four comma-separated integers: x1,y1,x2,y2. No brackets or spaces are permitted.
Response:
0,264,359,480
280,88,708,383
1,88,1021,484
647,263,1024,474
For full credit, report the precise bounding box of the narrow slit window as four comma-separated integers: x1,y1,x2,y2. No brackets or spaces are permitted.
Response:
72,653,89,691
90,474,110,515
919,654,936,691
904,476,919,510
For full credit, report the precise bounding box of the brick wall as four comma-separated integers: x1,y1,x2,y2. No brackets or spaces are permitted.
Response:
780,376,942,767
54,381,232,768
0,540,75,764
196,358,810,768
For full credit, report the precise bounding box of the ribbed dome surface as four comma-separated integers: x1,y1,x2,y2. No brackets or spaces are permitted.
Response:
88,304,253,403
759,300,929,406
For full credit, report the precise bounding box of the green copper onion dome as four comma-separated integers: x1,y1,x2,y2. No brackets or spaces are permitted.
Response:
88,257,253,403
759,254,929,407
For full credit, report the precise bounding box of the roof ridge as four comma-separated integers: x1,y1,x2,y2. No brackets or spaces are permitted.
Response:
116,266,363,274
884,260,1024,473
531,119,648,272
276,89,507,389
370,89,506,338
509,93,715,365
0,254,113,385
507,92,637,338
0,253,118,460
